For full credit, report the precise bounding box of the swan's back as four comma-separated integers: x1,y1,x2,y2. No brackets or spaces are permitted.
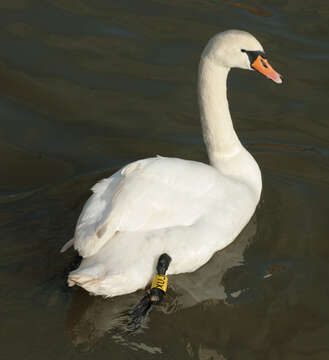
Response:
72,156,251,258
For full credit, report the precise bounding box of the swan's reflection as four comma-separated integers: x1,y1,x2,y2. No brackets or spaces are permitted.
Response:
66,214,257,351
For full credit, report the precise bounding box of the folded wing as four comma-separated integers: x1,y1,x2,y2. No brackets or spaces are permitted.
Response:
65,156,219,257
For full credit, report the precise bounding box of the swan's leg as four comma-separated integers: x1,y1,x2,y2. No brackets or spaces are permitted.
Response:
128,253,171,330
149,253,171,303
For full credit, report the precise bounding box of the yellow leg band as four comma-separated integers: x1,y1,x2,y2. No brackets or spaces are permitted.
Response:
151,275,168,293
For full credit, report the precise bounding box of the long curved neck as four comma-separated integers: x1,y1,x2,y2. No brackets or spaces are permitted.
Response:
198,57,243,168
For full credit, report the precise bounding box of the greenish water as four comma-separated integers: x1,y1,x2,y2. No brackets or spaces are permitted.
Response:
1,1,328,359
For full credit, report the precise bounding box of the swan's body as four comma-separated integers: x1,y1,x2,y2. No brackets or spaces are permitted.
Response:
62,30,281,297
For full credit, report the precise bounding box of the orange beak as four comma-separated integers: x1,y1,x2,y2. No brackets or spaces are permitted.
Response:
251,55,282,84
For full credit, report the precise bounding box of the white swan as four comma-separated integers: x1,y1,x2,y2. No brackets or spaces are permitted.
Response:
61,30,282,297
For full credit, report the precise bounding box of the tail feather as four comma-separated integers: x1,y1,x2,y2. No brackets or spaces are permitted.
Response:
68,273,99,287
60,238,74,253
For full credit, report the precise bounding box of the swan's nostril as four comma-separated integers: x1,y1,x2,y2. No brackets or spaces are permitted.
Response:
261,58,268,68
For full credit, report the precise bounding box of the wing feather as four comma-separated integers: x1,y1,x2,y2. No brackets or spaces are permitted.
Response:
70,157,218,257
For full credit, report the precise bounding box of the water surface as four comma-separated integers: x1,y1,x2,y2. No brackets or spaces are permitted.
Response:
1,1,329,359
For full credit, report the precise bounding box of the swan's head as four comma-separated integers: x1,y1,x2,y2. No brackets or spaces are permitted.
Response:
203,30,282,84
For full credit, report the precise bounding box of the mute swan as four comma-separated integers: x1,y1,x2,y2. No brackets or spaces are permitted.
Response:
61,30,282,297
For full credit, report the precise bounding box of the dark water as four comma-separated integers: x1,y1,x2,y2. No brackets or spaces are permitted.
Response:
1,1,329,359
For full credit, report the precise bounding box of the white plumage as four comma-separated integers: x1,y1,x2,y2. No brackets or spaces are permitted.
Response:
61,30,281,297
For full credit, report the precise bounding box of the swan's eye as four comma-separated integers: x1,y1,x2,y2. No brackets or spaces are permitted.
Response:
241,49,266,65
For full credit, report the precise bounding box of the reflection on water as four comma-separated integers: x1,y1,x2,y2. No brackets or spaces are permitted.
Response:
1,0,329,359
67,216,257,351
